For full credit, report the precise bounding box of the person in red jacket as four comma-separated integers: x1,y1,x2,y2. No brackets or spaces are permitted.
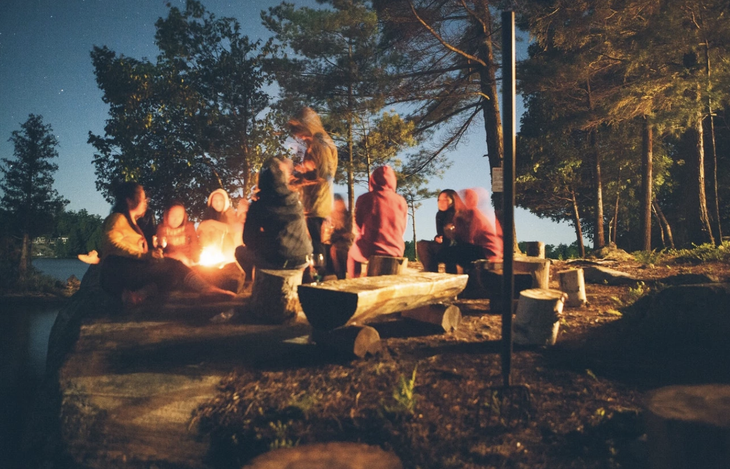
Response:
347,165,407,277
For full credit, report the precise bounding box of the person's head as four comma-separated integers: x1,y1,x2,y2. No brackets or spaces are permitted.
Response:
257,156,294,198
333,193,347,213
287,107,325,141
369,165,397,192
112,181,147,219
207,189,230,213
164,202,187,229
437,189,457,212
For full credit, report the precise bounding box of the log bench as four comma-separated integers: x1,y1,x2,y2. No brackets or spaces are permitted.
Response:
298,272,468,331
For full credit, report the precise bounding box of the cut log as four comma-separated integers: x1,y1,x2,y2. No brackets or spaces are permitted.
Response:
244,442,403,469
311,325,381,358
513,288,566,346
646,384,730,469
473,262,533,301
401,303,462,332
298,272,468,331
524,241,546,258
366,255,408,276
514,257,551,289
557,268,587,307
250,268,303,324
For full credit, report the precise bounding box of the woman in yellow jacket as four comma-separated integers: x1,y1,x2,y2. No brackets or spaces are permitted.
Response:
100,182,235,305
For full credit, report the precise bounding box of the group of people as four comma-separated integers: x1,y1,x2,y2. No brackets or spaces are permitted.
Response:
94,106,503,306
417,188,503,274
95,107,411,305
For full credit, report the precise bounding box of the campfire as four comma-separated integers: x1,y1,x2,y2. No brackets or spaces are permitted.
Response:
198,245,231,268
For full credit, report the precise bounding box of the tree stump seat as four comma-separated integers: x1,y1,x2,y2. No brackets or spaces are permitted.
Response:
249,268,304,324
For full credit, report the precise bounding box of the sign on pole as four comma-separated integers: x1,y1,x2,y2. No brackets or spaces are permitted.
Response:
492,167,503,193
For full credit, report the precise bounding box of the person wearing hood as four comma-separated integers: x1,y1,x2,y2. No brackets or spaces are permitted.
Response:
156,201,200,266
235,156,313,278
287,107,338,271
199,188,244,261
347,165,407,278
416,189,458,272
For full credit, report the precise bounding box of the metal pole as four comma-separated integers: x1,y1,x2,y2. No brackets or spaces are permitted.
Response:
501,10,516,388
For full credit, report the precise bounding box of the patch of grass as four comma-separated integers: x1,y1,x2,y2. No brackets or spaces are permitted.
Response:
673,241,730,263
632,249,665,265
382,366,418,417
267,420,299,450
626,282,648,304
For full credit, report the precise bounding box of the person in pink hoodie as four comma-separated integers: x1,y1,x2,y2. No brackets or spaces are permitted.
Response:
347,165,407,277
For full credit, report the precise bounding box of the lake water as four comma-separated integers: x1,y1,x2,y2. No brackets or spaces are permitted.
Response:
0,258,87,468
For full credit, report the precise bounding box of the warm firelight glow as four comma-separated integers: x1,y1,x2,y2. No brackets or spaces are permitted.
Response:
198,245,230,268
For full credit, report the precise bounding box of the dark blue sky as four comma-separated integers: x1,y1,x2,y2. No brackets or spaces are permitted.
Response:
0,0,578,245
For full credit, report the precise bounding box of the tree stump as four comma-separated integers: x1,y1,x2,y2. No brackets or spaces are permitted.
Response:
311,325,381,358
250,268,303,324
524,241,546,258
401,303,462,332
513,288,566,346
366,255,408,276
514,257,551,289
646,384,730,469
557,268,587,307
244,442,402,469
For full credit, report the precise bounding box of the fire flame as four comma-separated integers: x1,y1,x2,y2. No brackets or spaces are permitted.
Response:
198,245,229,268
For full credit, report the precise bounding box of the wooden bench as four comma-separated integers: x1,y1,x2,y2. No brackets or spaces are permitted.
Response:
297,272,468,331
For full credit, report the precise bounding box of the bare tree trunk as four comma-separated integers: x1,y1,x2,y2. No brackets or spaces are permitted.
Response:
611,188,619,246
411,203,417,260
704,39,723,244
652,199,675,249
571,189,586,258
19,232,30,281
346,39,356,232
652,204,665,248
590,128,605,249
640,118,653,251
586,79,605,249
689,116,715,245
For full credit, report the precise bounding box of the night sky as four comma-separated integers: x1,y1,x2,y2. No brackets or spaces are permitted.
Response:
0,0,578,245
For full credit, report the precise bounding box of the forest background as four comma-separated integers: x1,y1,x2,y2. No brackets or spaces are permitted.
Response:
2,0,729,286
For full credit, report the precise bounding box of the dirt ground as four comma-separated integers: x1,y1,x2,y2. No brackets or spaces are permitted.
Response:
194,257,730,469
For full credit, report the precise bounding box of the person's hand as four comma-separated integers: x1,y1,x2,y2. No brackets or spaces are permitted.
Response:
237,198,249,214
444,224,456,240
151,247,164,260
435,235,443,244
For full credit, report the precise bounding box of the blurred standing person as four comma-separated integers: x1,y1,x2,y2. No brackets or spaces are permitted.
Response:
347,166,407,278
288,107,337,273
416,189,457,272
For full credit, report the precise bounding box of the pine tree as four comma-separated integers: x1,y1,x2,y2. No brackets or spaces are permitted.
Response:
1,114,68,280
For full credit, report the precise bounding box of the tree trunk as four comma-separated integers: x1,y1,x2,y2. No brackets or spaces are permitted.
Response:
411,203,418,260
346,40,356,233
611,173,620,246
19,232,30,281
688,116,715,245
704,40,723,244
474,2,504,225
570,188,586,258
652,199,675,249
640,119,653,251
586,79,605,249
590,128,605,250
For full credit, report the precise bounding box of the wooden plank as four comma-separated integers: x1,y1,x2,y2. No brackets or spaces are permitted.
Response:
297,272,468,331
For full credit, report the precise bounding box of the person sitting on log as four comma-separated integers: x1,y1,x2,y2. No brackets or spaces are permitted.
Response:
235,156,313,277
99,181,236,306
347,165,407,278
329,193,355,279
438,188,503,274
416,189,457,272
198,188,246,263
155,201,200,267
